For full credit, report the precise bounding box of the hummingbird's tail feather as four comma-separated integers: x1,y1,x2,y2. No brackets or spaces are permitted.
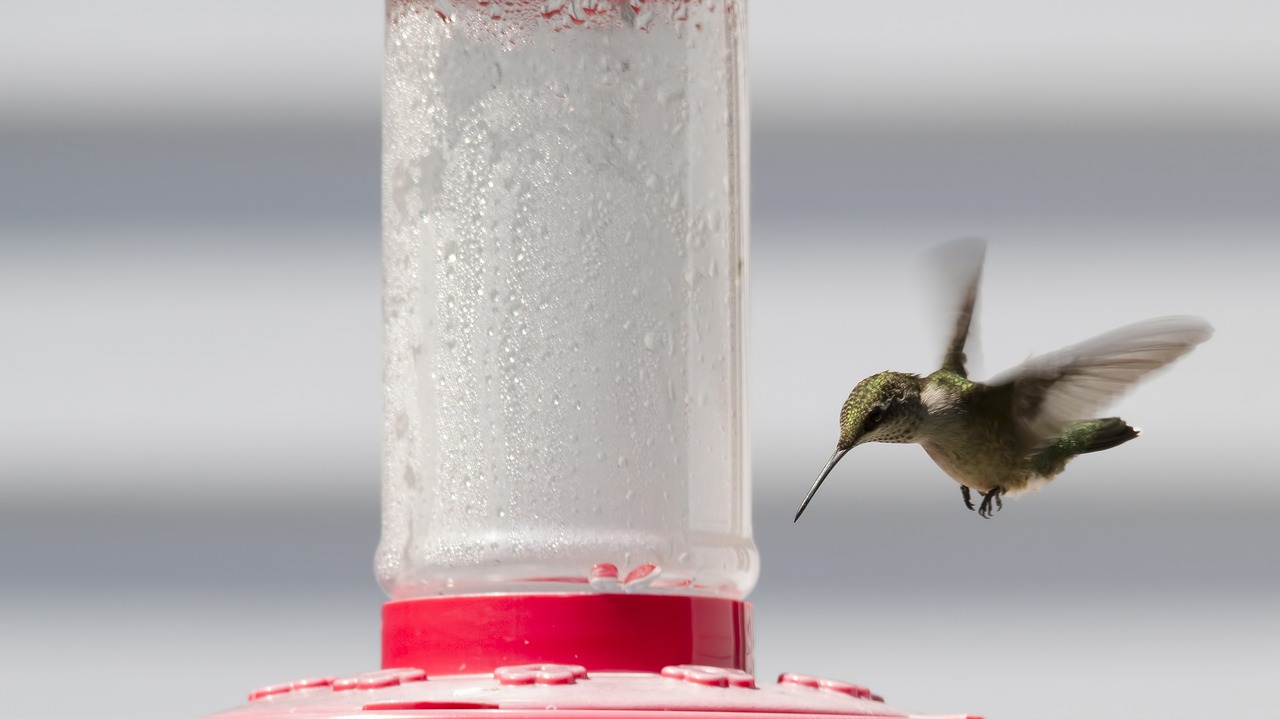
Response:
1030,417,1138,477
794,448,850,522
1075,417,1139,454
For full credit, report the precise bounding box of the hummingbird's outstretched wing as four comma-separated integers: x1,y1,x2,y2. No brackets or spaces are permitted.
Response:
987,316,1213,451
927,238,987,378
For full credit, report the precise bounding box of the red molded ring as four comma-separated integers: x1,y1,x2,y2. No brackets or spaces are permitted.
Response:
382,594,751,675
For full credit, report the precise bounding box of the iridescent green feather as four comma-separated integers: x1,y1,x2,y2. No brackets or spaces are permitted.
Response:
1030,418,1139,476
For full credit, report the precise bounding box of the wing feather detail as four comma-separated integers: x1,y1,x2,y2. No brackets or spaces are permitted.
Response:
928,237,987,378
987,316,1213,449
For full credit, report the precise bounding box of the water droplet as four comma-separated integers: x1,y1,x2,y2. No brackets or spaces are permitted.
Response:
634,7,655,30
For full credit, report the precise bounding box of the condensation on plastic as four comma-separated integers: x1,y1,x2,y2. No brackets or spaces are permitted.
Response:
379,0,754,599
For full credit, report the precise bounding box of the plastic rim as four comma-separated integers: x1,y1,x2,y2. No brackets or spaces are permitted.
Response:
382,594,751,675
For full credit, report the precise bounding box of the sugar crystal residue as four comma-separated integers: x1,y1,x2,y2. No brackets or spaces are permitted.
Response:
379,0,756,599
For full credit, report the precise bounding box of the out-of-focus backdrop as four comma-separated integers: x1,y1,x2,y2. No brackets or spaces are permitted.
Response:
3,1,1277,717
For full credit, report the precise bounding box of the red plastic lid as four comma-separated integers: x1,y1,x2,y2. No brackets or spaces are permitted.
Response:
382,594,751,675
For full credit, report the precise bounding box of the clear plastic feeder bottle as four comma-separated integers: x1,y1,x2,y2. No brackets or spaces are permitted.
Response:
379,0,754,600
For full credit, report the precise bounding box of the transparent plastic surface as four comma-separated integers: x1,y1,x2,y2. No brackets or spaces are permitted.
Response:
379,0,754,599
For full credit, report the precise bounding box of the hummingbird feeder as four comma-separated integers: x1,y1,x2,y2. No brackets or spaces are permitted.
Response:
206,1,979,717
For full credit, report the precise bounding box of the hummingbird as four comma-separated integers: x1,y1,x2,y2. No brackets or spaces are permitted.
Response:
793,239,1212,520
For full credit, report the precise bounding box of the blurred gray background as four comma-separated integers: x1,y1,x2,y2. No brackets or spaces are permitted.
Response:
3,1,1278,717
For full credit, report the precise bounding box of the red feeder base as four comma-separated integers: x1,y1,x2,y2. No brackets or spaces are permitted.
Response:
206,594,981,719
383,594,751,675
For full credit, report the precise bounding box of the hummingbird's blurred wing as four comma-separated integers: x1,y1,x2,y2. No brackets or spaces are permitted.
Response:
926,238,987,378
987,316,1213,450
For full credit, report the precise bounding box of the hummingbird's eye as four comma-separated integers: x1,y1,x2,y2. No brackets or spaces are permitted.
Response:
865,407,884,428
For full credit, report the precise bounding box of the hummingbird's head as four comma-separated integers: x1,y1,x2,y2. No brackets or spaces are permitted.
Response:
837,371,925,450
794,371,926,522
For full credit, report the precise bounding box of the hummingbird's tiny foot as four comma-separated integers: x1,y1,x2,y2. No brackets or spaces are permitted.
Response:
961,485,975,511
977,489,1003,518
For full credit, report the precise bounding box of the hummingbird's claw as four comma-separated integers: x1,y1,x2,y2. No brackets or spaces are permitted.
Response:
977,489,1004,518
961,485,975,511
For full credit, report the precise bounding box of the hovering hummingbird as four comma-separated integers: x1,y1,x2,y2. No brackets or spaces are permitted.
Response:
793,239,1212,520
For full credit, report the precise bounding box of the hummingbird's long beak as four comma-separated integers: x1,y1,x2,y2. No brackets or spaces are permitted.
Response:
794,448,850,522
